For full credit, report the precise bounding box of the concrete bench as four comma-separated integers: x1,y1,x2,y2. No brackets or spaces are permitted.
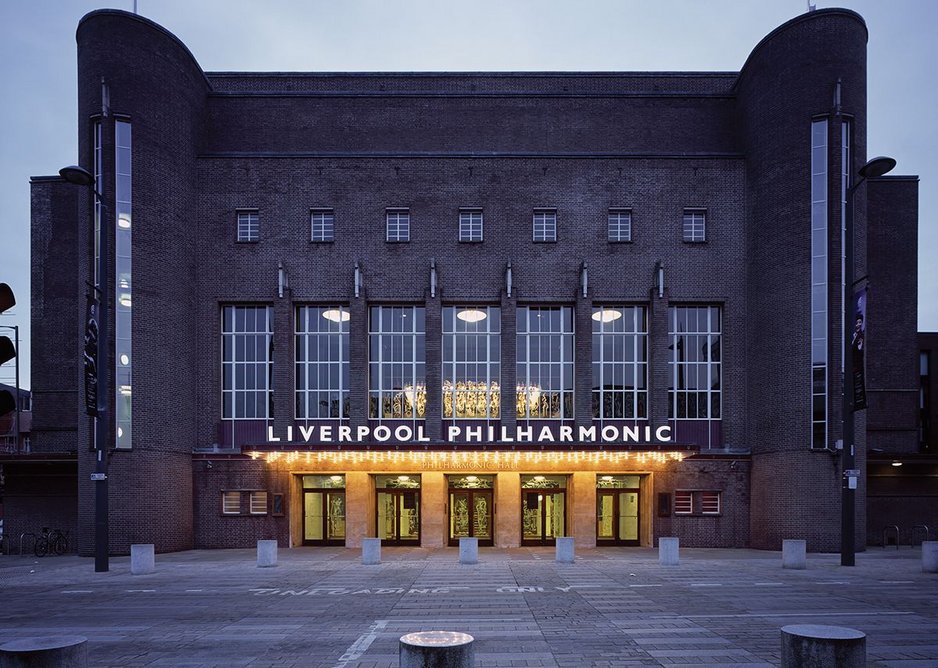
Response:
781,624,865,667
257,539,277,568
658,537,679,566
362,537,381,565
130,544,155,575
0,635,88,667
555,536,574,563
459,537,478,564
399,631,474,668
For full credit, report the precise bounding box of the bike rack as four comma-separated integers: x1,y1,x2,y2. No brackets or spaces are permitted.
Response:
911,524,931,547
19,532,36,556
882,525,900,550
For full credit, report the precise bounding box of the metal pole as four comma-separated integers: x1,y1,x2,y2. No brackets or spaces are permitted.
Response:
94,188,109,573
841,179,861,567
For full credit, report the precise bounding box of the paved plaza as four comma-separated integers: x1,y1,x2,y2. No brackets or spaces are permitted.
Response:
0,546,936,667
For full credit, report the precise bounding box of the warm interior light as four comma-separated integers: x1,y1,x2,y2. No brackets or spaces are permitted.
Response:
465,475,478,482
249,450,687,466
119,294,132,308
117,427,123,438
533,475,545,482
592,308,622,323
118,215,131,229
457,308,487,323
119,385,132,395
601,475,614,481
398,475,410,481
120,354,130,366
322,308,350,323
891,461,903,467
330,475,343,481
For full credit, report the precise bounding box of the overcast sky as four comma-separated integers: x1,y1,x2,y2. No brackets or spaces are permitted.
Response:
1,0,935,390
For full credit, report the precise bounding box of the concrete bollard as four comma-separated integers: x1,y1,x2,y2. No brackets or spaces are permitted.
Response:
659,537,679,566
400,631,474,668
923,541,938,573
257,539,278,568
781,625,865,668
782,539,807,570
459,537,478,564
555,537,575,563
130,544,155,575
362,537,381,565
0,636,88,667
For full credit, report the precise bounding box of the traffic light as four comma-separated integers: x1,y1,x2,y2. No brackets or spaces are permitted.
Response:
0,282,15,416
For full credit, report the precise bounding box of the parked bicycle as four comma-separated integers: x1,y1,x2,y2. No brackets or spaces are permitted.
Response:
34,527,69,557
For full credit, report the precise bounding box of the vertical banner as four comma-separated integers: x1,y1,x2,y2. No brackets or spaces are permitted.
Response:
851,287,867,411
84,295,99,416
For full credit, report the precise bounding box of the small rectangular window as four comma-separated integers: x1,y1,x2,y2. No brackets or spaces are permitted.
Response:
673,490,693,515
237,211,259,242
222,491,241,515
608,209,632,242
701,491,721,515
249,491,268,515
533,210,557,242
459,210,483,242
311,209,335,242
683,209,706,242
386,209,410,242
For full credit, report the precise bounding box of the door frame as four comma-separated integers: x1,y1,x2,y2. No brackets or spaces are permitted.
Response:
596,487,641,546
520,488,566,546
302,489,347,546
447,488,495,546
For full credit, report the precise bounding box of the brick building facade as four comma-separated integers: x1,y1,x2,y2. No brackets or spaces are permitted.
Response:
10,7,930,556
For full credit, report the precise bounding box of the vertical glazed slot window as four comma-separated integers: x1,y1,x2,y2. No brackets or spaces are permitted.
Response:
591,306,647,419
443,306,501,419
249,491,268,515
516,306,574,419
607,209,632,242
222,305,274,420
93,121,102,286
700,491,721,515
811,119,829,449
369,306,426,420
532,210,557,242
682,209,706,242
673,490,693,515
114,120,133,449
668,306,722,422
222,491,241,515
295,306,350,419
310,209,335,242
459,210,483,242
236,210,259,242
386,209,410,242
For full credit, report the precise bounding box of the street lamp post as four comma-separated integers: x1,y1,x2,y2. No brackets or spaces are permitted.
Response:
841,155,896,567
59,164,110,573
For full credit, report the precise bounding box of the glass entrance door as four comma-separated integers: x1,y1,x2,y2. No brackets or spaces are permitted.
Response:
596,475,640,545
449,490,494,546
375,475,421,545
304,491,346,545
520,475,567,545
448,474,495,546
302,474,347,546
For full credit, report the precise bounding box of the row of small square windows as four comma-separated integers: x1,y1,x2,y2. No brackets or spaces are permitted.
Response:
236,209,708,244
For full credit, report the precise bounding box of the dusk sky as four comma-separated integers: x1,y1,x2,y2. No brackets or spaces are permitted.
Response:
1,0,935,390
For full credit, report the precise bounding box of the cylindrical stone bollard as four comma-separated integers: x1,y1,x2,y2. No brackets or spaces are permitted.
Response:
257,539,278,568
555,536,575,563
459,537,478,564
781,625,865,668
0,636,88,667
782,539,807,570
659,537,679,566
130,544,155,575
399,631,474,668
362,537,381,565
923,541,938,573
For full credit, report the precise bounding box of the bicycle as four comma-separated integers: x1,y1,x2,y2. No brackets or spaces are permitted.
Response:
34,528,69,557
